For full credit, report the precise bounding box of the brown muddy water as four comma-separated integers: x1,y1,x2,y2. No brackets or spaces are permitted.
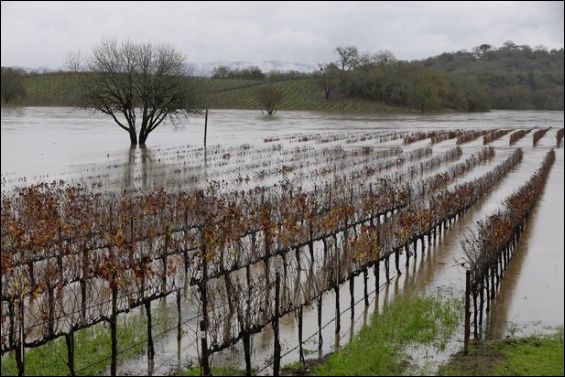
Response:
1,107,563,375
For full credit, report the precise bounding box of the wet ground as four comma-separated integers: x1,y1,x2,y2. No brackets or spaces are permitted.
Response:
1,107,563,375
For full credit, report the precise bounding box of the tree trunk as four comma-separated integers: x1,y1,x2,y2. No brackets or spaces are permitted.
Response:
139,131,149,146
129,126,138,145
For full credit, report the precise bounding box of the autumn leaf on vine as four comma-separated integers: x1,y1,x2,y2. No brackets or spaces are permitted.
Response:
114,229,127,248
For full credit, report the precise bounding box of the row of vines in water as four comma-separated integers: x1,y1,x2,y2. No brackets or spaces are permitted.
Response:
461,149,556,350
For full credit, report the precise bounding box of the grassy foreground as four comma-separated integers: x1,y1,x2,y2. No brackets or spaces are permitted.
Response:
304,290,462,376
174,365,248,376
1,320,142,376
283,291,563,377
437,328,564,376
0,305,175,376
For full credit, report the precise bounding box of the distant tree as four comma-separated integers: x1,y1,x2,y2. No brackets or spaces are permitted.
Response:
224,66,266,80
479,44,492,54
502,40,517,50
335,46,359,71
212,65,232,78
443,75,490,111
533,45,547,52
267,69,307,81
241,66,265,80
409,69,451,113
372,50,397,64
67,39,201,146
316,63,341,100
1,67,26,104
474,44,495,60
256,86,283,115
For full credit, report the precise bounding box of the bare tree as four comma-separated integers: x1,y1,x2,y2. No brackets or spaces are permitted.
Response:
372,50,397,64
256,86,283,115
479,44,492,54
68,39,201,146
316,63,340,100
501,40,517,50
335,46,359,71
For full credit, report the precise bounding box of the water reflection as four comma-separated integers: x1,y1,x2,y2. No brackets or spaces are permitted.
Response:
486,149,564,339
121,146,154,192
116,145,210,194
483,211,536,340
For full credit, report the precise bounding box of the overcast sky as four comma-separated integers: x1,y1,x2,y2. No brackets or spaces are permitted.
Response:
1,1,563,71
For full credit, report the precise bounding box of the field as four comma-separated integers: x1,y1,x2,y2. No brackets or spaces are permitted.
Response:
17,72,410,112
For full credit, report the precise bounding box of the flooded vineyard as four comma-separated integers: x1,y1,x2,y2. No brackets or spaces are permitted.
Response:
1,108,563,375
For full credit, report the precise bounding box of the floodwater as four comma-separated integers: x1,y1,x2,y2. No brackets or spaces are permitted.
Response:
1,107,563,375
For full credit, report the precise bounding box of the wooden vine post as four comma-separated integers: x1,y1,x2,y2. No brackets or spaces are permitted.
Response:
273,272,281,376
464,270,471,355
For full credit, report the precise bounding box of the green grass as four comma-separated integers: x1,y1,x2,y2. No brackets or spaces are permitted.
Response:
311,290,462,376
1,304,176,376
203,78,404,112
174,365,248,376
281,360,307,374
20,72,83,106
437,327,564,376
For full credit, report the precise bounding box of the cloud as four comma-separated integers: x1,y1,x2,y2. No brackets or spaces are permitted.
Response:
1,1,563,70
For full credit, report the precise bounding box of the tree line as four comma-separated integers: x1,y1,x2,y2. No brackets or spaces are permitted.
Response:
208,42,563,112
421,41,564,110
1,67,26,104
3,41,562,113
315,46,489,112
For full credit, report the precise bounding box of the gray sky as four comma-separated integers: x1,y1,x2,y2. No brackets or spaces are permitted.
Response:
1,1,564,71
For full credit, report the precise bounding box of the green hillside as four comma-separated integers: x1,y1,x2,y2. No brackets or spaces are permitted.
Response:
202,77,401,112
4,41,562,112
9,73,409,112
422,43,564,110
20,71,84,106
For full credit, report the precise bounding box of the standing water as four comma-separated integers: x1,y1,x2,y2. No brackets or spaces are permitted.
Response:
1,107,563,375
